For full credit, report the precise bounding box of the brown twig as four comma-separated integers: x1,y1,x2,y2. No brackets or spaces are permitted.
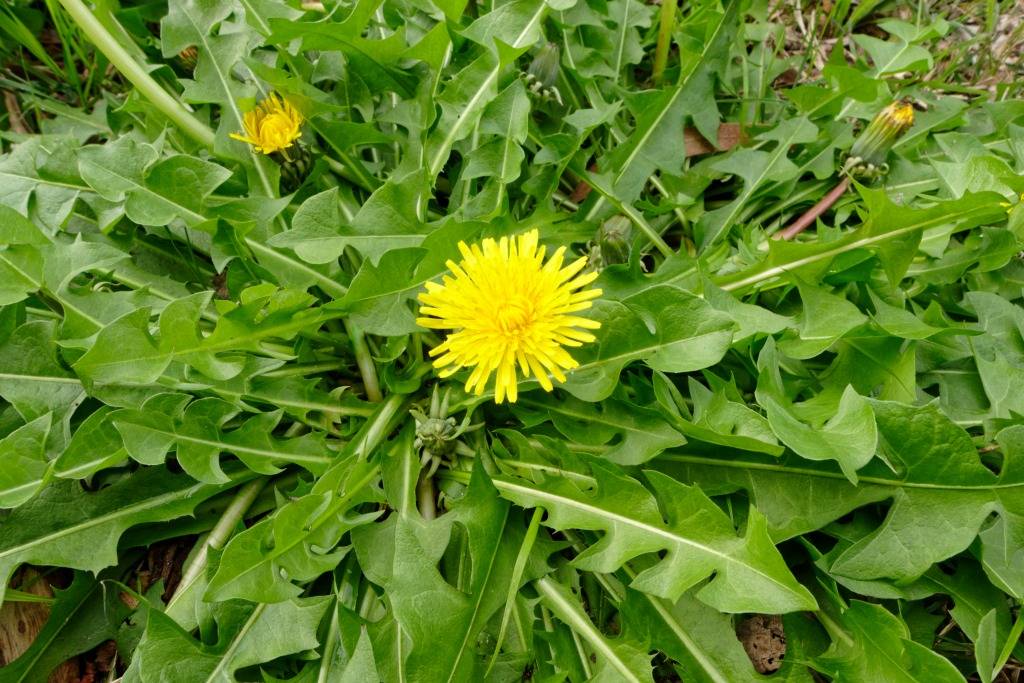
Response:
2,91,30,134
775,175,851,240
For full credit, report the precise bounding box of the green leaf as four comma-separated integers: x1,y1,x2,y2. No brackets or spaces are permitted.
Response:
762,385,877,483
493,443,816,612
355,460,523,682
275,178,425,265
697,117,819,249
828,402,1020,581
265,0,416,96
206,456,381,603
654,374,783,456
73,288,324,386
134,597,331,682
425,0,545,179
111,393,335,482
663,407,1024,582
0,137,87,232
0,321,84,423
974,608,998,683
535,576,654,683
713,189,1006,293
620,588,777,683
329,220,482,335
776,281,867,360
0,414,51,509
0,466,248,604
596,4,735,207
561,285,735,402
79,137,229,227
54,405,128,480
514,393,686,466
812,601,964,682
462,80,530,185
757,341,878,481
853,18,940,76
966,291,1024,419
0,571,131,683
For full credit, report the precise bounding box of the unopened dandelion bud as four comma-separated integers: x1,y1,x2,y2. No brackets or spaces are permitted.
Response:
523,43,564,106
178,46,198,72
844,99,915,179
280,145,312,192
598,216,632,265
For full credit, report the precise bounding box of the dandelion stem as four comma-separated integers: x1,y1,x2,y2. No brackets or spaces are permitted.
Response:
775,176,852,240
652,0,678,85
57,0,215,148
347,322,383,402
170,477,268,609
416,474,437,520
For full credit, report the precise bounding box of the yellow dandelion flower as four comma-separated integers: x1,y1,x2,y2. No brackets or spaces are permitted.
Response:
417,229,602,404
230,94,303,157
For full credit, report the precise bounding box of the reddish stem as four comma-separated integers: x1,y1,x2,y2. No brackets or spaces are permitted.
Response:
775,176,852,240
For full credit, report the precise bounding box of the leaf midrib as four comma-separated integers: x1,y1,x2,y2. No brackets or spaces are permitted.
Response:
203,603,267,683
534,577,644,683
700,202,995,292
79,311,330,376
0,170,90,192
663,453,1019,492
10,579,97,683
493,477,807,601
445,506,510,682
180,10,277,199
0,480,225,562
114,421,333,466
80,158,206,224
519,397,676,442
640,593,732,683
707,123,809,244
572,326,732,376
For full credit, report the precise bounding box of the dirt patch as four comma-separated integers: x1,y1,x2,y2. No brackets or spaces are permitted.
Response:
737,614,786,674
0,568,77,681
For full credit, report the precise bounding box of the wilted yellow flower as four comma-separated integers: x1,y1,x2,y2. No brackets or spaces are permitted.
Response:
417,229,602,404
230,94,302,157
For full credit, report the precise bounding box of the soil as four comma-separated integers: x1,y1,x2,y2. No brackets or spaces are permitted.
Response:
737,614,787,675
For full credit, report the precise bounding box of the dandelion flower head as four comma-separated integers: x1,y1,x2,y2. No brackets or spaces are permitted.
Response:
230,94,303,156
417,229,602,404
881,100,915,129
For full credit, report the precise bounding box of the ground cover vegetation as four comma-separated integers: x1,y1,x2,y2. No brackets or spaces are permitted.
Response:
0,0,1023,680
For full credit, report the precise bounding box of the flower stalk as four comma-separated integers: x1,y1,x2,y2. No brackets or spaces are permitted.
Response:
777,100,914,240
167,476,268,618
652,0,678,85
57,0,215,148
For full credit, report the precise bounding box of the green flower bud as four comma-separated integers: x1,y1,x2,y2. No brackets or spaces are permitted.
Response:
599,216,632,265
527,43,560,88
524,43,563,106
178,46,198,72
845,100,915,179
278,142,313,193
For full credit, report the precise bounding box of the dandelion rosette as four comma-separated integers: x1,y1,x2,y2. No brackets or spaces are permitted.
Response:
230,93,303,156
417,229,602,403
